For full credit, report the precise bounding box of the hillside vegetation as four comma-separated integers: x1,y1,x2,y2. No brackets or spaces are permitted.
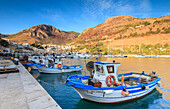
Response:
69,15,170,55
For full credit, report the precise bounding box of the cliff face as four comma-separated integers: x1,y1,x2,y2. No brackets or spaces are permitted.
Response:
7,24,78,44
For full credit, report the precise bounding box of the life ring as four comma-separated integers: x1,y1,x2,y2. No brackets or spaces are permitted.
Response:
106,75,116,87
57,64,62,68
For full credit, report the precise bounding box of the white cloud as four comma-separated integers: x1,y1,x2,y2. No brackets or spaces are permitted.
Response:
38,9,65,22
82,0,113,17
138,0,152,18
82,0,152,18
114,1,134,16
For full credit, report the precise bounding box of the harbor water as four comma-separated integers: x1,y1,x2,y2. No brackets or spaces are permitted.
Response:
30,57,170,109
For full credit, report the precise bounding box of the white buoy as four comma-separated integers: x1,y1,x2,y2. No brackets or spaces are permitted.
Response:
158,81,161,87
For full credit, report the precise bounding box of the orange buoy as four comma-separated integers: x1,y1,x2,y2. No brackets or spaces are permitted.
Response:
121,90,129,97
121,75,124,82
121,75,125,85
28,67,31,72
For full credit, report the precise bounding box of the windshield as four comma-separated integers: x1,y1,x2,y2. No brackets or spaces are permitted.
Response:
107,66,114,73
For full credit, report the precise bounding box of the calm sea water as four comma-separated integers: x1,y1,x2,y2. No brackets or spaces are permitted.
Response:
31,57,170,109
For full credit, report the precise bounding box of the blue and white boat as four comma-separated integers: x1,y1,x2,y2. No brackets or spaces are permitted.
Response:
26,61,82,73
66,60,161,103
36,64,82,73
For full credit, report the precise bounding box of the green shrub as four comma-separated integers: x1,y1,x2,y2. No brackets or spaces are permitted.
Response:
164,27,170,33
143,21,151,26
123,35,127,38
162,27,165,30
149,27,152,31
153,20,160,24
164,43,169,48
156,28,161,33
141,33,144,36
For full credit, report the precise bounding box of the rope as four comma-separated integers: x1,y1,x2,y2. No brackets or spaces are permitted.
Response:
38,79,61,87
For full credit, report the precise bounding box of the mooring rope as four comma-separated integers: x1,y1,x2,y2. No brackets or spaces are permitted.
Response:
37,79,61,87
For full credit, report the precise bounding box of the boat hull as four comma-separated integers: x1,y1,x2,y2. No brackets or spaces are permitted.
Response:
72,82,157,103
26,63,38,70
37,66,82,73
30,65,38,70
37,66,62,73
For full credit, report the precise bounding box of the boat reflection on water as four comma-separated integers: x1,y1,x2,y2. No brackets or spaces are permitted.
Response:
30,69,40,79
30,69,82,81
76,89,162,109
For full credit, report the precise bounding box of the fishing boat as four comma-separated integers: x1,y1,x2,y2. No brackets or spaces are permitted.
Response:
66,59,161,103
36,64,82,73
145,55,159,58
26,60,82,73
28,56,40,70
135,55,145,58
27,55,55,70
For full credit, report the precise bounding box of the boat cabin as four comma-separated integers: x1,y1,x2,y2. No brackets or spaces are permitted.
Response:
93,61,121,87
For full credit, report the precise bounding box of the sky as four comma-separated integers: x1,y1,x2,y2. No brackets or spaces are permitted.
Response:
0,0,170,34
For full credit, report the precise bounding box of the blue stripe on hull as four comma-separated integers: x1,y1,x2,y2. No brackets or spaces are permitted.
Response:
75,83,157,99
128,83,157,94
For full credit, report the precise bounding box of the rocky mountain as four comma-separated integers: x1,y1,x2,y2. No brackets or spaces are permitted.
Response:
7,24,79,44
72,15,170,52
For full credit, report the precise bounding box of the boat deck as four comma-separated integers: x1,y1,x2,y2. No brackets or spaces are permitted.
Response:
72,72,155,88
0,62,61,109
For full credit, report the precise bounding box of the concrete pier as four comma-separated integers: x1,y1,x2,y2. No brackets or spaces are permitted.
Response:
0,62,61,109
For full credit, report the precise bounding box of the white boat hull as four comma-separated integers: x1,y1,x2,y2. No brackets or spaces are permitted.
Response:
30,65,38,70
72,83,157,103
37,66,82,73
37,66,62,73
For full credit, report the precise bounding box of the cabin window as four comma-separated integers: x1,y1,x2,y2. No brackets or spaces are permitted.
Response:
96,65,100,72
100,66,105,74
107,66,114,73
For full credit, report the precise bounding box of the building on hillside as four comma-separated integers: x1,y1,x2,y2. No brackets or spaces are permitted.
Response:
17,43,23,49
135,25,145,28
22,43,30,48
